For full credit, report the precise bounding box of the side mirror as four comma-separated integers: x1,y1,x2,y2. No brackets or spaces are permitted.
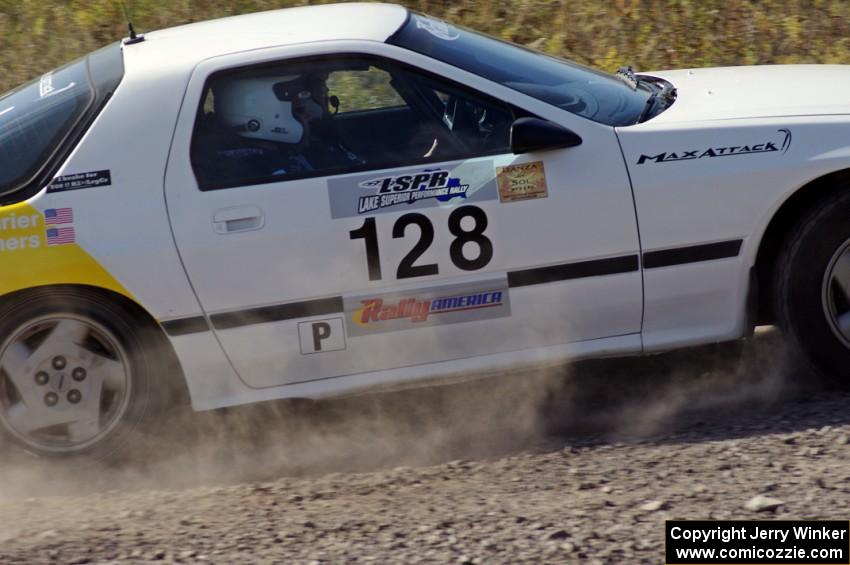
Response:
510,117,582,154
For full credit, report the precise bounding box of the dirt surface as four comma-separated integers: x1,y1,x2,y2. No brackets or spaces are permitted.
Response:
2,329,850,564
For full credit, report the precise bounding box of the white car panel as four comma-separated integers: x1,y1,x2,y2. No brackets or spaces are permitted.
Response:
646,65,850,124
181,333,643,411
640,254,750,351
617,117,850,347
164,40,643,391
131,3,407,74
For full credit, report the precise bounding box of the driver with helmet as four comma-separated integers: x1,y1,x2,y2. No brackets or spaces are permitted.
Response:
196,72,360,185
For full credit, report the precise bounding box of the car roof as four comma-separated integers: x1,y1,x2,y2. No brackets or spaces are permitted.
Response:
126,3,409,70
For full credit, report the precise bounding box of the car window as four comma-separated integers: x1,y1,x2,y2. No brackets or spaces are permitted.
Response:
0,42,124,205
0,61,92,198
190,56,517,191
326,68,405,114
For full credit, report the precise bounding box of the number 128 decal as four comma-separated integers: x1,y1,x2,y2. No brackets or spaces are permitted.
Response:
349,205,493,281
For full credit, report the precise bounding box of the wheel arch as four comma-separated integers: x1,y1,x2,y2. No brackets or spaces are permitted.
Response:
755,167,850,324
0,284,189,397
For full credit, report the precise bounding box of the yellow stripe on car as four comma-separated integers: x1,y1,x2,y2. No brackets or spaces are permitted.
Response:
0,202,132,300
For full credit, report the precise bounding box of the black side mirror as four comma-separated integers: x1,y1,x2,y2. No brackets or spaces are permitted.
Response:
510,117,583,154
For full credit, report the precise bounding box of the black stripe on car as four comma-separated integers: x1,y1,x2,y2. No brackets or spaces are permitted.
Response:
642,239,743,269
209,296,345,330
160,316,210,336
506,255,639,288
161,240,743,334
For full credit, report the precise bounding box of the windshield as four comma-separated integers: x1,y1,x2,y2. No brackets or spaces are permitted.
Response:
389,14,653,127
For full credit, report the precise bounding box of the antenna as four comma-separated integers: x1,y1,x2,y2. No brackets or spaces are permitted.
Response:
119,0,145,44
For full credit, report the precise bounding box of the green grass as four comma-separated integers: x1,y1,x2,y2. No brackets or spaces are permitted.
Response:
2,0,849,93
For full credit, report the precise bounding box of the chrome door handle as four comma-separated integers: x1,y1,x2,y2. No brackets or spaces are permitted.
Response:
213,206,265,234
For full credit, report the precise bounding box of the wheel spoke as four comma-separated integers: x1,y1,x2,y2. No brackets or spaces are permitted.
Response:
0,341,35,382
64,382,104,443
66,418,100,443
89,356,126,392
836,312,850,338
32,319,90,360
0,342,43,408
5,402,48,435
832,252,850,302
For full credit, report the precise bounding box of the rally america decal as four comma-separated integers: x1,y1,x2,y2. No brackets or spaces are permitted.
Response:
328,161,498,219
343,277,511,337
636,129,792,165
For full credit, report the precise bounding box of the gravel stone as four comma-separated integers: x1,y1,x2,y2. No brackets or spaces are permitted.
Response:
744,495,785,512
639,500,666,512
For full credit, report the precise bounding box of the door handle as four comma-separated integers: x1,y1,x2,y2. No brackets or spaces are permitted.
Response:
213,206,265,234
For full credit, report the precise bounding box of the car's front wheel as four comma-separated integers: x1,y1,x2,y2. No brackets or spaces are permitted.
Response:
775,190,850,381
0,287,169,460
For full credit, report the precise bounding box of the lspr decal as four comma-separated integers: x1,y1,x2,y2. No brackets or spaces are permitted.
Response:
328,160,498,219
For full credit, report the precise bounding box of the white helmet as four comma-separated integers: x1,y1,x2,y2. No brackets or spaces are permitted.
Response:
214,76,304,144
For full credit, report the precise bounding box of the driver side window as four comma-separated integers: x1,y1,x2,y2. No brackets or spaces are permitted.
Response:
190,55,517,191
326,67,405,113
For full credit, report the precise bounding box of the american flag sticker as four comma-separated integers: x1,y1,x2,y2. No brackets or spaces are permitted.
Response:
46,227,75,246
44,208,73,225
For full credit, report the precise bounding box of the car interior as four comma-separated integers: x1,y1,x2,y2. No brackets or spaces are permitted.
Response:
190,56,518,190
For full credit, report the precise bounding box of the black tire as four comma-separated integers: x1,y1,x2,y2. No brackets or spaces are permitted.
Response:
775,189,850,382
0,287,175,461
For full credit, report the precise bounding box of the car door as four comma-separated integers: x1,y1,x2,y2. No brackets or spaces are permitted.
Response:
164,44,643,390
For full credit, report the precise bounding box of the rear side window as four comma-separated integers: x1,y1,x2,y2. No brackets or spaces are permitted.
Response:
0,43,124,204
0,63,92,197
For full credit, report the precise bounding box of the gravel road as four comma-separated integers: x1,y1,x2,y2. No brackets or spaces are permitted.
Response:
2,329,850,564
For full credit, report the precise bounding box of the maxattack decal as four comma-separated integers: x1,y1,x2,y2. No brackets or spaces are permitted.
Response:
343,277,511,337
328,160,498,219
636,129,792,165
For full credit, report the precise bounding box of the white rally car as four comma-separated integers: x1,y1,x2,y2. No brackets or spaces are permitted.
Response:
1,3,848,458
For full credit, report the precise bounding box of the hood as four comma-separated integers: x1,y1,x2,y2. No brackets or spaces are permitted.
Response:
644,65,850,124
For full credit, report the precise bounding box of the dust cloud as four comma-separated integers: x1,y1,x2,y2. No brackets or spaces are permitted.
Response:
555,326,815,441
0,327,814,502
